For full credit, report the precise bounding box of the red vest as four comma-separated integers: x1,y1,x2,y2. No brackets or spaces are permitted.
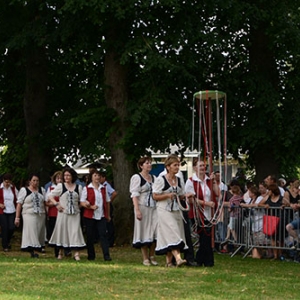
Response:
0,186,17,215
83,186,108,219
48,186,60,217
188,177,217,219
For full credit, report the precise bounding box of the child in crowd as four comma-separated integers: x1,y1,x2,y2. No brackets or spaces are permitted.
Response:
223,185,243,244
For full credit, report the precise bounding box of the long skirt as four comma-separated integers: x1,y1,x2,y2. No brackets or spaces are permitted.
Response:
21,213,46,251
49,212,86,250
133,205,157,248
155,208,187,255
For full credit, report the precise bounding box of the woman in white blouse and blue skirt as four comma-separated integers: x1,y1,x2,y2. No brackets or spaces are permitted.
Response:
48,167,86,261
15,174,46,258
153,154,192,267
130,156,158,266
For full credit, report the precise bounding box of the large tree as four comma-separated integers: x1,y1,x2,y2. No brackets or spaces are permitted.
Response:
222,0,300,181
57,1,215,244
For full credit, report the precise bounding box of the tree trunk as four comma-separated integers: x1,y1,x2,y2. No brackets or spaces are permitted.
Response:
249,25,279,88
23,46,52,184
104,49,134,245
249,20,280,181
253,146,279,183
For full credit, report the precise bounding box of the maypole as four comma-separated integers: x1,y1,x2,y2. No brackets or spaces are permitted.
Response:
192,90,227,227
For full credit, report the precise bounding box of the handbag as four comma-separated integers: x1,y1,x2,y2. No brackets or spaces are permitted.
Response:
263,215,280,236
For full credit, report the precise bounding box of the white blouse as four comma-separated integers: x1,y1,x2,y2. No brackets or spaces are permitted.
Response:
80,183,110,220
130,174,156,207
185,173,212,219
0,183,18,214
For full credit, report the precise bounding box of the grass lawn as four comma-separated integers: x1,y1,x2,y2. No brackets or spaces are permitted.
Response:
0,231,299,299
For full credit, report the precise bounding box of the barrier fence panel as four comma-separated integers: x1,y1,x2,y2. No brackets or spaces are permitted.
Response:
212,206,300,259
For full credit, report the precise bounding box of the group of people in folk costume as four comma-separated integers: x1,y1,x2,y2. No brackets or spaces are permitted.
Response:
130,154,218,267
2,167,116,261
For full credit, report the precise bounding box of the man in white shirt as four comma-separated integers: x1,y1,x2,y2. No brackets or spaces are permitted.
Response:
99,172,117,247
265,175,285,196
0,174,18,251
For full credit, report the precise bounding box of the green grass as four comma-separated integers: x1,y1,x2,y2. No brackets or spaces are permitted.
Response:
1,234,299,299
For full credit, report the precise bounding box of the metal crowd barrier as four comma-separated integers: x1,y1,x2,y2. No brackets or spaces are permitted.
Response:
213,206,300,259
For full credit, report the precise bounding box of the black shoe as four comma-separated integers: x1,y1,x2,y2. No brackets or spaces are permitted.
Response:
290,241,298,250
221,239,234,246
31,252,39,258
186,261,198,267
204,264,214,267
220,240,228,246
64,251,72,257
104,257,112,261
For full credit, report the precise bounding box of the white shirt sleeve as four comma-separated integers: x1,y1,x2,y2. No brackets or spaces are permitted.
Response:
129,174,141,198
45,186,51,201
49,183,63,198
106,189,111,203
80,186,87,202
17,187,27,204
77,184,83,199
105,182,115,196
152,176,164,194
185,178,196,195
41,187,46,201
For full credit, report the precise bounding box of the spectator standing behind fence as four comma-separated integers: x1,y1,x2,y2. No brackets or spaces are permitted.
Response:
185,158,218,267
0,174,18,252
283,180,300,213
223,185,243,245
99,171,117,248
259,183,285,260
15,174,46,258
265,175,285,196
214,171,228,247
240,185,265,259
284,180,300,249
130,156,158,266
257,182,269,201
278,178,287,191
243,182,255,204
48,167,86,261
214,171,228,196
152,155,191,267
80,169,112,261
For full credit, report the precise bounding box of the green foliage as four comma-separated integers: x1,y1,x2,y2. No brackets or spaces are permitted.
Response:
1,0,300,183
230,1,298,177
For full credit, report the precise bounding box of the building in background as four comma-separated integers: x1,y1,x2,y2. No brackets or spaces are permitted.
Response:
70,145,244,186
